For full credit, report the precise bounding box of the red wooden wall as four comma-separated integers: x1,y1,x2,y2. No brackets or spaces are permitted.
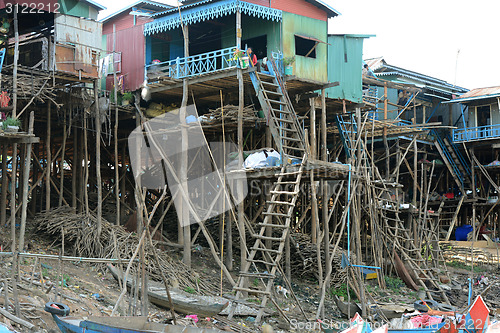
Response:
246,0,328,21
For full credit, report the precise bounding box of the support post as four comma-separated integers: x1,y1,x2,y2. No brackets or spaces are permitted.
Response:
310,98,317,243
236,9,246,276
113,25,121,225
1,145,7,225
19,111,34,252
95,81,102,236
181,23,191,266
45,102,51,211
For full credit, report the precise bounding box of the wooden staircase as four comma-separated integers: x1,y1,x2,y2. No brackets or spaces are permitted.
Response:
433,131,471,191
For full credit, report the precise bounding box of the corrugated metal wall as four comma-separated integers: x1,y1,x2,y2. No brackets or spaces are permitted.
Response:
54,14,102,78
105,24,146,92
325,35,364,103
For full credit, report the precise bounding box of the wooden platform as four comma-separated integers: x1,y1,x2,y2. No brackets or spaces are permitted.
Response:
328,118,425,138
226,159,350,181
0,131,39,144
148,68,332,105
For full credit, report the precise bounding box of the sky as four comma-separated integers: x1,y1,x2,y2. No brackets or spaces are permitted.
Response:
97,0,500,90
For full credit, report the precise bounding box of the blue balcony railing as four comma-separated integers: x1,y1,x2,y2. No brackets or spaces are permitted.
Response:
452,124,500,142
146,46,239,80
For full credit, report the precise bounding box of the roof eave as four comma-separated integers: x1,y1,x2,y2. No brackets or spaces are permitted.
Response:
82,0,106,11
304,0,340,17
443,94,500,104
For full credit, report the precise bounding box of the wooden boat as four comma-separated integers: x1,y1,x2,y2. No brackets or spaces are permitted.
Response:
107,264,228,317
45,303,225,333
333,295,362,318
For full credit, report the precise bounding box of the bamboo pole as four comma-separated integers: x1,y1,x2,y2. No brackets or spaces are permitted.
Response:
18,112,34,252
59,109,67,207
9,12,19,308
46,102,51,211
310,98,317,243
113,25,120,225
0,146,7,225
83,111,89,215
71,116,78,209
181,23,190,266
95,81,102,236
236,13,246,276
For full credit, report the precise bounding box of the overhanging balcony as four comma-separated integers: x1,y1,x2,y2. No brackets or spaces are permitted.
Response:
452,124,500,143
146,46,239,82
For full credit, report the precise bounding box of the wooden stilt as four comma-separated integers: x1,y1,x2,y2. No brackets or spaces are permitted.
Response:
71,121,78,209
83,110,89,215
59,109,67,207
1,145,7,225
46,102,51,211
95,81,102,236
113,25,120,226
310,98,317,243
237,16,246,276
181,23,191,266
18,111,34,252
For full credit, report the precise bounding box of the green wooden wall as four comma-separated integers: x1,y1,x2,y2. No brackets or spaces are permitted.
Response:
325,35,368,104
282,12,327,82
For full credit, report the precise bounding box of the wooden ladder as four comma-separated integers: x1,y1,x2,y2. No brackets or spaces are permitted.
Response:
249,60,305,158
376,188,451,304
228,156,306,323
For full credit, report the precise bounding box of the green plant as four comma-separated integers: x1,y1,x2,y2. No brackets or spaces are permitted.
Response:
184,286,196,294
3,116,20,129
122,92,134,102
110,90,122,105
330,283,357,301
384,276,405,291
246,298,261,304
447,260,486,273
283,56,295,66
252,278,259,287
230,49,245,61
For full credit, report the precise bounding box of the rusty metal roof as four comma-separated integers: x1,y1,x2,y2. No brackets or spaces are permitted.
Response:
443,86,500,104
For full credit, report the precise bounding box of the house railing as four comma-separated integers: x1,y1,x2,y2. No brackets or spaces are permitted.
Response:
452,124,500,143
146,46,239,80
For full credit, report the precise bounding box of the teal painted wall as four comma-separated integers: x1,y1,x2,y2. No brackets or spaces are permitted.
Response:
220,15,280,57
100,34,107,90
241,15,280,57
325,35,365,103
59,0,97,19
282,12,327,82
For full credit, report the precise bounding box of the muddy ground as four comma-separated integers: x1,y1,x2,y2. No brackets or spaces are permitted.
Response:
0,221,498,333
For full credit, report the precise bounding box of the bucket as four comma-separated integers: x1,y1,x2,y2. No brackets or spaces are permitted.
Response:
239,56,249,69
285,65,293,75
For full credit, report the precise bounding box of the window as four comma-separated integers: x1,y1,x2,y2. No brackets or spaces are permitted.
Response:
295,35,317,58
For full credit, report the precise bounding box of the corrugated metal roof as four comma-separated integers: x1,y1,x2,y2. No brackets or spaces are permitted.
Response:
153,0,213,17
153,0,339,18
364,57,468,95
82,0,106,11
101,0,173,22
443,86,500,104
304,0,340,17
